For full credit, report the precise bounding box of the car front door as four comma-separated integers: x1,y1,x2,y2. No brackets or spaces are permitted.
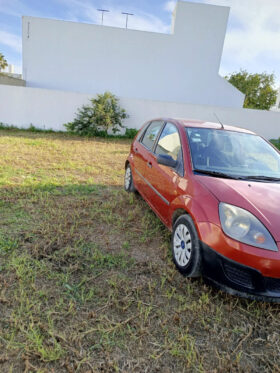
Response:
143,122,185,224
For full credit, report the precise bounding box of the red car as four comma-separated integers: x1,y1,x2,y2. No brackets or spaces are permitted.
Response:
124,118,280,301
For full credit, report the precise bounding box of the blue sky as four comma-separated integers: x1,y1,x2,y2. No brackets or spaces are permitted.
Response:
0,0,279,85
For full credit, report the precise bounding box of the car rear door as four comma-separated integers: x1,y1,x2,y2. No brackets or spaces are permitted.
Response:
132,120,164,198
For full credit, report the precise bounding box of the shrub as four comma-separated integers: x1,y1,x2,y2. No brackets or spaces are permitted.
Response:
65,92,128,136
123,128,138,139
0,122,19,131
0,121,139,139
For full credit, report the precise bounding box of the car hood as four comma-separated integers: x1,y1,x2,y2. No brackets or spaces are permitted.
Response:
197,176,280,241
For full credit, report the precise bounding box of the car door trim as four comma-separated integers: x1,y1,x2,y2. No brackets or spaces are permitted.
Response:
135,168,170,206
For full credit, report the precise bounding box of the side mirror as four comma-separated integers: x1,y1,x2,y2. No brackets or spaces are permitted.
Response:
157,154,177,168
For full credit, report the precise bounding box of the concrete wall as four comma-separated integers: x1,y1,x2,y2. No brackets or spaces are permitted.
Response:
0,85,279,139
22,1,244,108
0,74,26,87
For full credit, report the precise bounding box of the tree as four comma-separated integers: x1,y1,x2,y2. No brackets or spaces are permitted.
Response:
226,70,277,110
65,91,128,136
0,53,8,71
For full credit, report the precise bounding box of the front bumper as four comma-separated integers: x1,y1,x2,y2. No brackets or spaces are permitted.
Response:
201,242,280,302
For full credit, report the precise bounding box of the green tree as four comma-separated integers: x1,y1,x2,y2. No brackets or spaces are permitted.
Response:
0,53,8,71
65,91,128,136
226,70,277,110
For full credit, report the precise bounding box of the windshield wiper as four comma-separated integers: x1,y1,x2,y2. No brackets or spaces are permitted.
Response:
193,169,242,180
244,175,280,182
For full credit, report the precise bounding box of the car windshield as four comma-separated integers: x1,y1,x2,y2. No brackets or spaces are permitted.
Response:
186,128,280,180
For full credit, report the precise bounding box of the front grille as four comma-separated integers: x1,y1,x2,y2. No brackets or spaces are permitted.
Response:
266,278,280,293
223,262,254,289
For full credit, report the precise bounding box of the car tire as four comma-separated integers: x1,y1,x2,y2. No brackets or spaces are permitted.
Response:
124,164,136,193
172,214,202,277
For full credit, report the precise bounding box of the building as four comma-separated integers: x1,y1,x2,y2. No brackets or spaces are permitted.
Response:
0,64,25,87
1,64,15,74
3,0,280,140
22,1,244,108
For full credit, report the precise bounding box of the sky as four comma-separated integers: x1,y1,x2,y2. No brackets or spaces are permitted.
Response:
0,0,279,86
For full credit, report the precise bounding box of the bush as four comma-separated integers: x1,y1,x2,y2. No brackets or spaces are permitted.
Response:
123,128,138,139
0,121,139,140
65,92,128,136
0,122,57,134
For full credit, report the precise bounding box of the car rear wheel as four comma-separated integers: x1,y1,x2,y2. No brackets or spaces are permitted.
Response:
124,164,136,193
172,214,201,277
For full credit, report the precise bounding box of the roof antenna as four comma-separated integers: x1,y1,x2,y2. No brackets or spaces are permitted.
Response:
213,112,224,130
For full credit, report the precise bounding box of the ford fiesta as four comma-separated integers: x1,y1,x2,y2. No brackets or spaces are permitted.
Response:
124,118,280,301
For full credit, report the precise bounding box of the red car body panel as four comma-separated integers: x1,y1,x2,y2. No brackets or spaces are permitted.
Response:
198,222,280,278
127,118,280,284
197,176,280,241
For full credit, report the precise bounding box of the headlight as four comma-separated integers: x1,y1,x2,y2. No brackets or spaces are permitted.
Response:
219,203,278,251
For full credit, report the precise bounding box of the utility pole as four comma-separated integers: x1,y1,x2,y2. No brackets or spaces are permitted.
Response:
121,12,134,29
97,9,110,25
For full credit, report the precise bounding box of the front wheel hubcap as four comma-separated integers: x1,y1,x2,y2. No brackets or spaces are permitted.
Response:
173,224,192,267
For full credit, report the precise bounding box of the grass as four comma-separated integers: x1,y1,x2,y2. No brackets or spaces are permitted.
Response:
0,129,280,372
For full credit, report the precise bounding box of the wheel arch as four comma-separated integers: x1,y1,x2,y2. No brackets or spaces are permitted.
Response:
171,207,200,235
170,194,213,238
172,208,188,226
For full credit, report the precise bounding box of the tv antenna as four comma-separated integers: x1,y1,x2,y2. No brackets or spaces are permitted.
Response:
213,112,224,130
97,9,110,25
122,12,134,29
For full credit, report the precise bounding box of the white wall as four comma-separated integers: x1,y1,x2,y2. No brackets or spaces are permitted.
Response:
0,85,279,139
22,1,244,108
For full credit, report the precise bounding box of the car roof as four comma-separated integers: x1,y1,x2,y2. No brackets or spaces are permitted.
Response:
155,118,256,135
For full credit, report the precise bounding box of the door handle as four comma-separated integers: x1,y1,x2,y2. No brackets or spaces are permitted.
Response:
135,147,138,153
147,161,152,168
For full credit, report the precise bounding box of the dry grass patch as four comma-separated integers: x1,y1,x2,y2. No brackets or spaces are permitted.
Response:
0,130,280,372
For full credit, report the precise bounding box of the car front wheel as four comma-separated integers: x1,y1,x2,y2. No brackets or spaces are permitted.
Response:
172,214,202,277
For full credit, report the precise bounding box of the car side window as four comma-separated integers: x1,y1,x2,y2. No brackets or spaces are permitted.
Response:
155,122,184,176
141,121,163,151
